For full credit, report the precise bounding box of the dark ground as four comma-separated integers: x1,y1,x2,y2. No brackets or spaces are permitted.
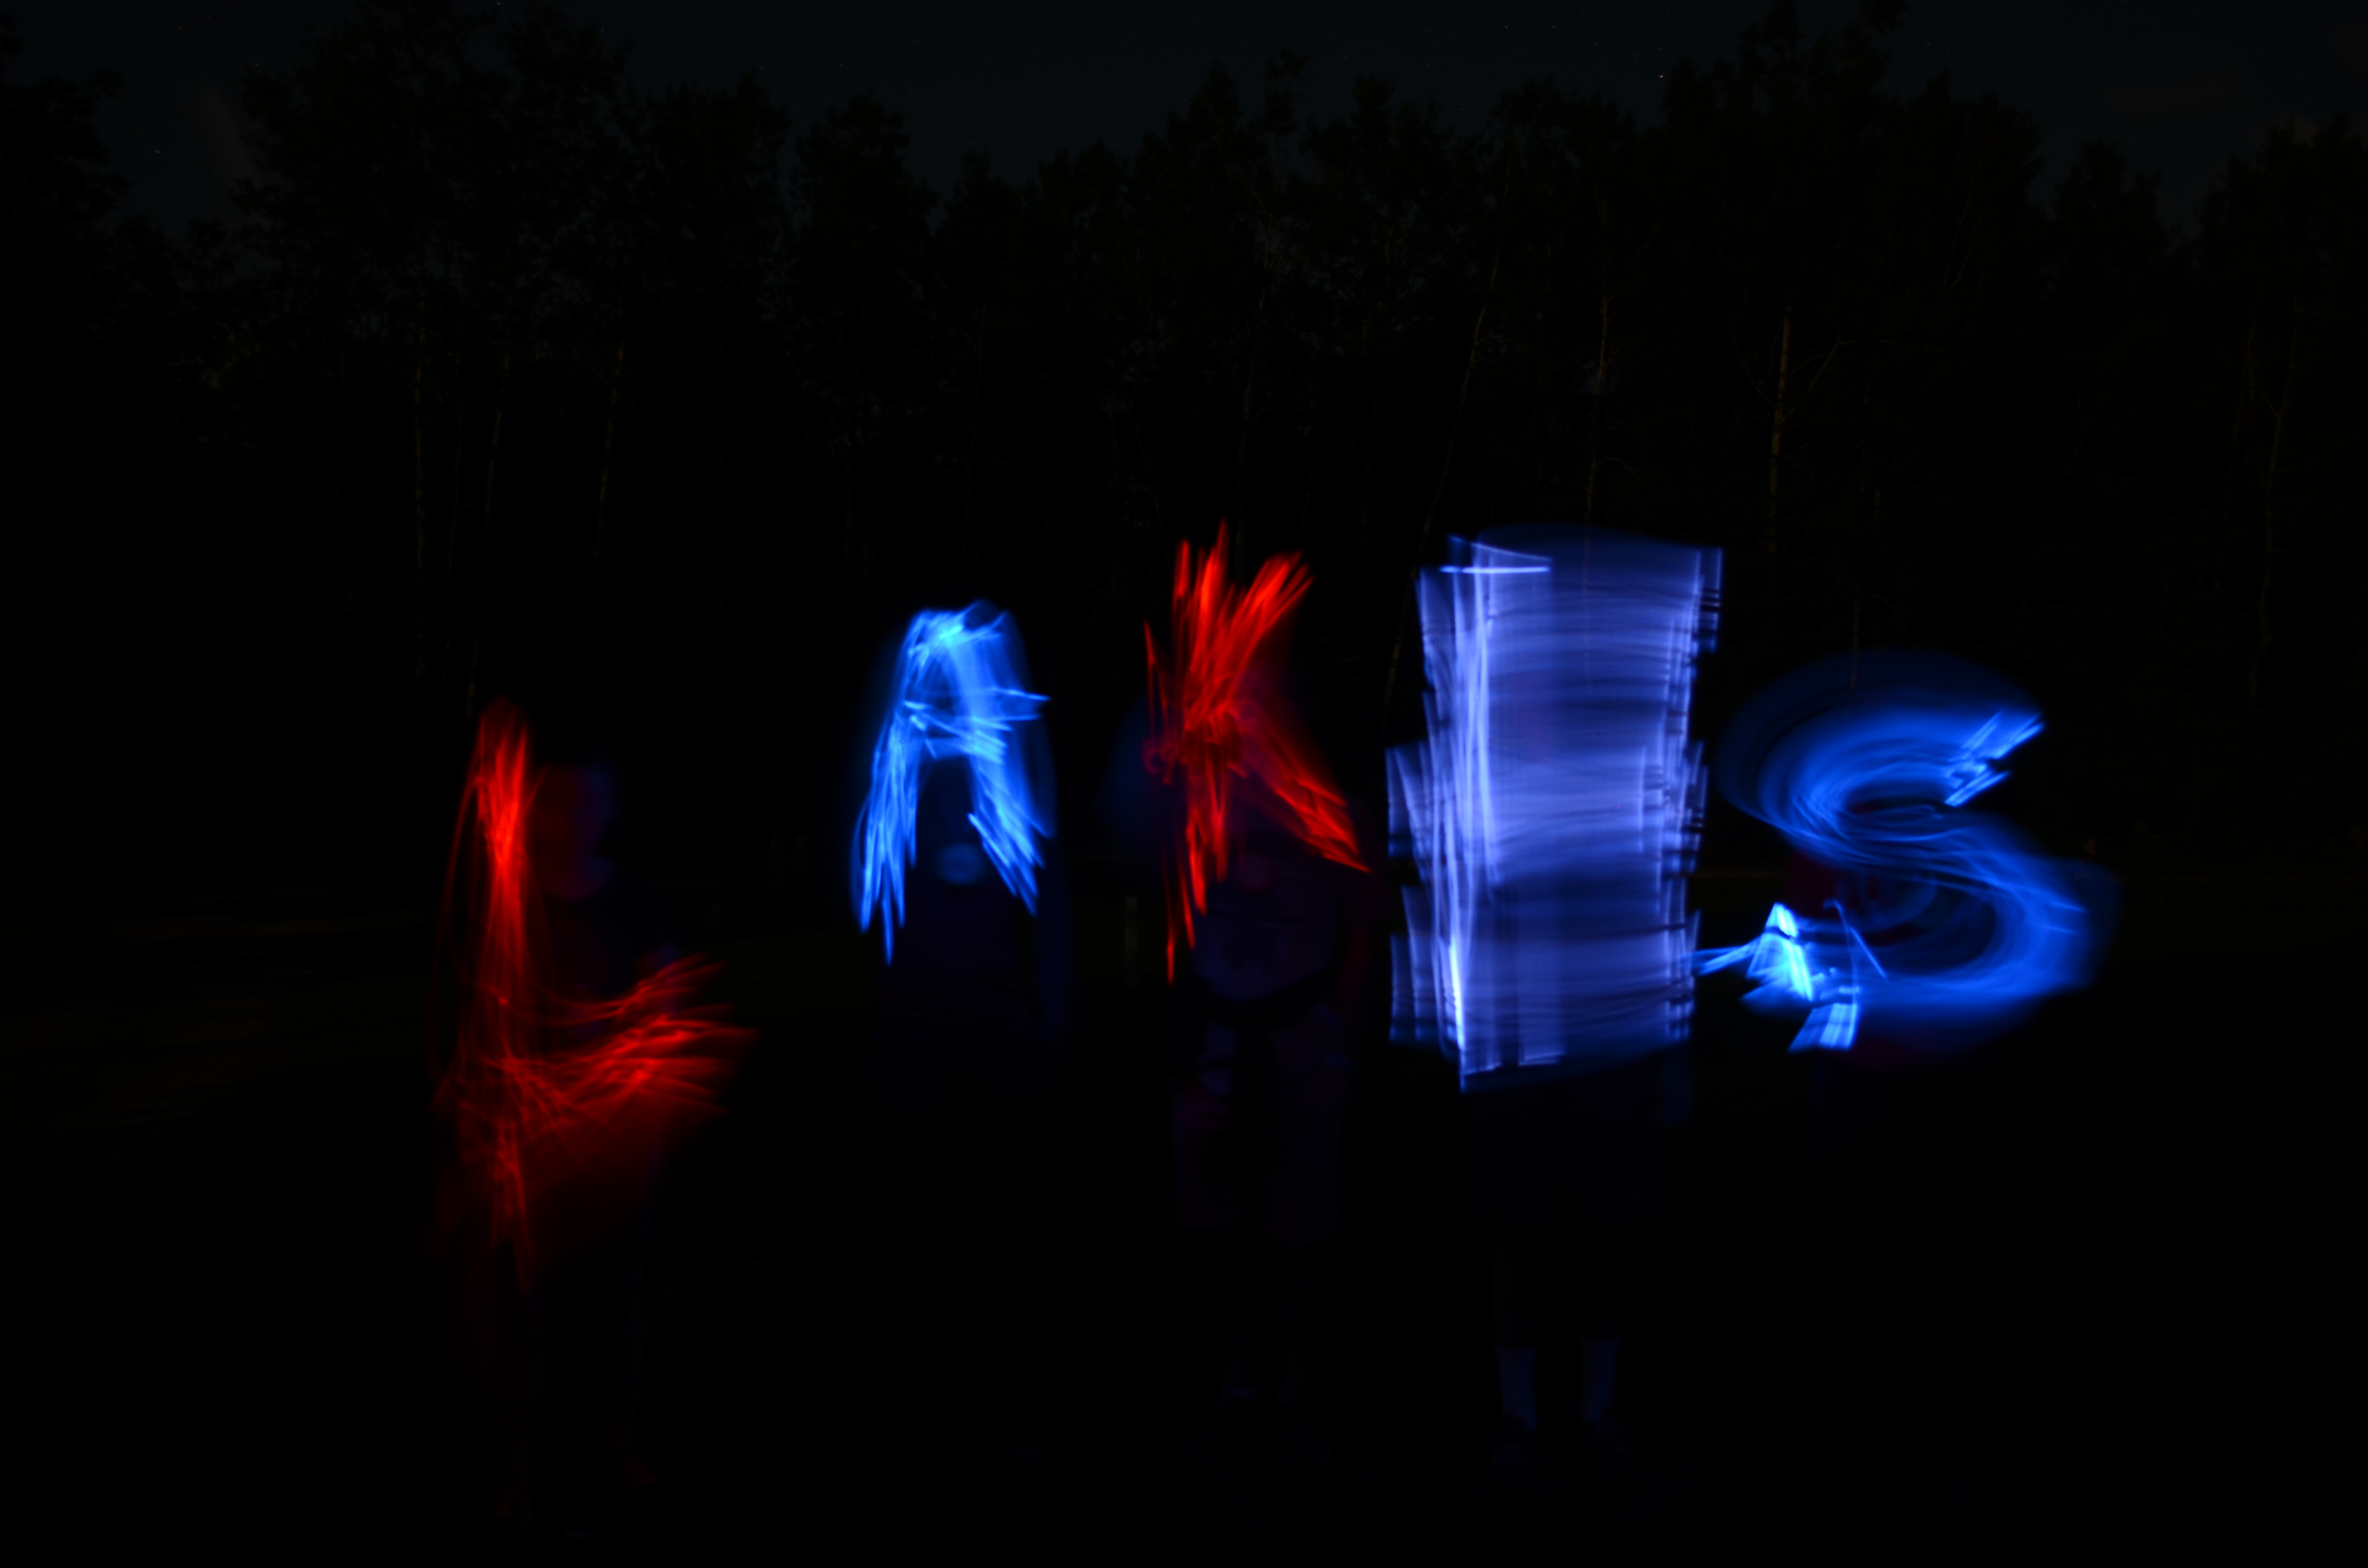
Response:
3,865,2347,1559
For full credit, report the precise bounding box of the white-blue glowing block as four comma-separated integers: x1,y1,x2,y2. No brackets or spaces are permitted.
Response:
1390,527,1721,1089
1695,903,1865,1051
1943,711,2043,807
1700,902,1815,1000
1705,909,1866,1056
852,605,1051,959
1801,996,1860,1052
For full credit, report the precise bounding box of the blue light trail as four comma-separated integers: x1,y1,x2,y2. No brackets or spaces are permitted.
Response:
1694,651,2111,1055
852,603,1051,959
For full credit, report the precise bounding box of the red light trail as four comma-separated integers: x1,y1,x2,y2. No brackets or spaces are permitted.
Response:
430,700,751,1286
1143,526,1365,978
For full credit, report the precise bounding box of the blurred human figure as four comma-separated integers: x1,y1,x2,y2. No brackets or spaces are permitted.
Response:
1471,1051,1690,1474
1691,650,2115,1472
1790,852,2009,1470
1381,524,1720,1476
851,603,1072,1464
1132,530,1384,1452
427,707,745,1541
1167,766,1385,1452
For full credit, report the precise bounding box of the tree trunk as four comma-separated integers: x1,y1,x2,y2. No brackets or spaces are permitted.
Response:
1766,302,1794,558
2249,318,2302,706
1132,412,1166,535
464,346,513,724
1384,251,1502,710
1585,294,1611,523
590,339,625,631
446,412,465,664
1236,289,1266,564
411,288,427,692
1851,489,1881,689
962,326,985,562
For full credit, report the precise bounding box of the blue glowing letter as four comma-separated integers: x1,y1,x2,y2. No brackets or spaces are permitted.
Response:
852,604,1051,958
1390,526,1722,1089
1694,651,2111,1054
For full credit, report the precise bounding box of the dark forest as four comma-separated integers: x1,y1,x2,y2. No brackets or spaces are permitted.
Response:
8,0,2362,889
2,1,2358,1555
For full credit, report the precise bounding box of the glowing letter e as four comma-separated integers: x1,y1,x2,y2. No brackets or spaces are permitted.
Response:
1389,526,1721,1090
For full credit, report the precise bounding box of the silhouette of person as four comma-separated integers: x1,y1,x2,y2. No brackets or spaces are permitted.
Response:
1166,754,1386,1452
1787,851,2005,1470
1468,1043,1690,1473
427,718,712,1541
1114,532,1387,1453
851,604,1073,1465
1380,523,1716,1477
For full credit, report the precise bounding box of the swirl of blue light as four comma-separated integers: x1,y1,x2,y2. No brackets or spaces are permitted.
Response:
1695,651,2111,1054
852,604,1051,959
1389,526,1722,1089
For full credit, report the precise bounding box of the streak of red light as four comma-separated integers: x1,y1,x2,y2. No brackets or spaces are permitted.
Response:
430,700,751,1286
1143,525,1366,978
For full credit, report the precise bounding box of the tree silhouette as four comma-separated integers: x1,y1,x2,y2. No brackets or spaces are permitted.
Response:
6,1,2360,887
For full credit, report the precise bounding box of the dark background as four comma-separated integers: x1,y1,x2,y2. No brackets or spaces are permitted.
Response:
26,1,2368,236
4,0,2364,894
2,0,2358,1553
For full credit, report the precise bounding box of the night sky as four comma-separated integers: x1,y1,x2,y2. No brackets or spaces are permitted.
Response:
20,0,2365,233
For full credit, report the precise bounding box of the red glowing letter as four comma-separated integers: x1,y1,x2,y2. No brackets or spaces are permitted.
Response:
428,700,751,1284
1143,526,1365,977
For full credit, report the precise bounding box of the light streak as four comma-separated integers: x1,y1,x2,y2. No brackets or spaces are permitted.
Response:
852,603,1052,959
1389,526,1722,1089
1693,651,2110,1055
432,700,752,1286
1143,525,1366,978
